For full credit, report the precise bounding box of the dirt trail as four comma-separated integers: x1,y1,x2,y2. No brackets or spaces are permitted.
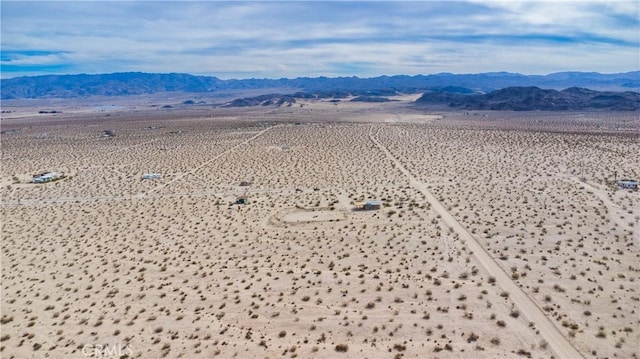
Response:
566,177,636,232
369,125,583,359
145,125,276,196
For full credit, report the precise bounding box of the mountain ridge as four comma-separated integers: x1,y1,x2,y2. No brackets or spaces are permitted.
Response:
1,71,638,99
414,86,640,111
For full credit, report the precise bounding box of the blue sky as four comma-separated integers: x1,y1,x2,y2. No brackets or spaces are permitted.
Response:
1,1,638,79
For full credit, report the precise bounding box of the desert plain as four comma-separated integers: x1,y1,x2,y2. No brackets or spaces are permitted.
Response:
1,95,638,359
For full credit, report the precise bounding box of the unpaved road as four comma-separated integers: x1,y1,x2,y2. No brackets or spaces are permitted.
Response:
146,125,276,195
566,176,637,233
369,125,583,359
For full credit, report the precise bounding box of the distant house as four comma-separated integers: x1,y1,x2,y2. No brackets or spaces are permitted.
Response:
617,179,638,190
365,200,382,210
142,173,162,180
32,172,61,183
102,130,116,137
353,200,382,211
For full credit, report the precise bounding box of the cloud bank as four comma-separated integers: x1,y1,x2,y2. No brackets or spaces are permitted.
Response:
1,1,638,78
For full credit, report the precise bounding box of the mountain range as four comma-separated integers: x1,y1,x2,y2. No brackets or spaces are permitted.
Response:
216,86,638,111
1,71,638,100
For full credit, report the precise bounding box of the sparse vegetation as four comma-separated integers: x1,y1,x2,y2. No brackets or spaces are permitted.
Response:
1,105,637,359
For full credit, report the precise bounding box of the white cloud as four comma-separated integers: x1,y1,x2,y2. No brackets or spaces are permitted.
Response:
1,1,637,78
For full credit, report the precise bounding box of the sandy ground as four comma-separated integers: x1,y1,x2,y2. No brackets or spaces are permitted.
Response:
1,98,639,359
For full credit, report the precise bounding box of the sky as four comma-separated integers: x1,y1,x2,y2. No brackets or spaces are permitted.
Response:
1,1,639,79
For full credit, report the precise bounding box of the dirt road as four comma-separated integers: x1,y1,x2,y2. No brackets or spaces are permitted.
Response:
146,125,276,195
369,125,583,359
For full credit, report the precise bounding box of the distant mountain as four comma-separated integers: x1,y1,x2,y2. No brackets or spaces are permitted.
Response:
1,71,638,99
223,94,296,107
414,86,640,111
219,86,638,111
0,72,225,99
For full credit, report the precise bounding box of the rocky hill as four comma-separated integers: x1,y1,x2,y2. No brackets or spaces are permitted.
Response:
223,94,296,107
414,87,640,111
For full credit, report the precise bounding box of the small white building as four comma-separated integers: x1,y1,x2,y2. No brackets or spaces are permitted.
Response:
365,200,382,210
32,172,61,183
142,173,162,180
617,180,638,190
353,199,382,210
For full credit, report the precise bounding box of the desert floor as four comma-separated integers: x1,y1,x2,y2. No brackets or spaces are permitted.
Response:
1,96,639,359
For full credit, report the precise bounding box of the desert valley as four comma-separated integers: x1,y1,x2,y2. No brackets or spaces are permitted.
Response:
1,95,638,359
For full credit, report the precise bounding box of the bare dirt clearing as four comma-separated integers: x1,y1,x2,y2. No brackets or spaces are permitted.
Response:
281,210,346,224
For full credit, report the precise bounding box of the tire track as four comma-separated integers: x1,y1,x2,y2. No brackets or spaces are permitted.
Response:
369,125,583,359
145,125,276,196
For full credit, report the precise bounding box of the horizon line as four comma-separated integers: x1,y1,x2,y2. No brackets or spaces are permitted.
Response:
2,70,639,81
